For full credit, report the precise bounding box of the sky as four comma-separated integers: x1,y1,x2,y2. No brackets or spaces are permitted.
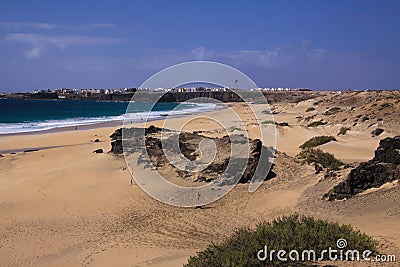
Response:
0,0,399,92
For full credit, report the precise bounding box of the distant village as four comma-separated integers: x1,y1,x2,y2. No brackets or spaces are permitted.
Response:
29,86,309,98
0,86,315,102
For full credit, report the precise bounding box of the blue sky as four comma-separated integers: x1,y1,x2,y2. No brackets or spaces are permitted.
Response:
0,0,399,91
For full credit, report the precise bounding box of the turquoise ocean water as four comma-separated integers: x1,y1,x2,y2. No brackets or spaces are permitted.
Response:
0,99,217,134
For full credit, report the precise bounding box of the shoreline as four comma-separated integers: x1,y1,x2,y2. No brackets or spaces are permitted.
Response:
0,106,230,155
0,102,225,138
0,119,125,138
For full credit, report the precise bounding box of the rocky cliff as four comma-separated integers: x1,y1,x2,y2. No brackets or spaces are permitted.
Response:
326,136,400,200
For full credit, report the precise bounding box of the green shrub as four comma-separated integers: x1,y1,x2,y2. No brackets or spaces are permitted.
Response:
297,148,344,170
185,214,377,267
324,107,341,115
337,127,351,136
230,126,242,132
303,115,315,122
299,136,336,149
276,122,289,127
305,107,315,112
262,120,275,125
307,120,327,127
380,102,392,108
313,100,322,106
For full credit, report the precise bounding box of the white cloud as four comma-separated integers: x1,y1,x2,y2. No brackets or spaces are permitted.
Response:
190,46,215,60
5,33,123,59
134,43,329,71
85,23,115,29
6,33,122,47
24,47,42,59
0,22,115,30
138,46,309,70
215,44,328,69
0,22,55,30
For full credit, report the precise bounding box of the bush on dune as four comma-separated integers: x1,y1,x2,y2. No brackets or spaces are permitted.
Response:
299,136,337,149
262,120,275,125
307,120,327,127
297,148,344,170
185,214,377,267
337,127,351,136
303,115,315,122
324,107,341,115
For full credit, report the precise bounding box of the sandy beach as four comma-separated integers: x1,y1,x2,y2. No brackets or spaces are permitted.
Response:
0,91,399,266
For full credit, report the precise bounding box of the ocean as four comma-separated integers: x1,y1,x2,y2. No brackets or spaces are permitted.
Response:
0,99,218,134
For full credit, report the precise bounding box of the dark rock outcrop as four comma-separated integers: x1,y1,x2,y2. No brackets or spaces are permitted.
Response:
109,128,124,154
24,149,39,153
371,128,384,137
110,128,123,142
325,136,400,200
145,125,163,135
374,136,400,164
93,149,103,154
276,122,289,127
109,126,275,184
110,137,123,154
315,164,323,174
109,126,167,155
